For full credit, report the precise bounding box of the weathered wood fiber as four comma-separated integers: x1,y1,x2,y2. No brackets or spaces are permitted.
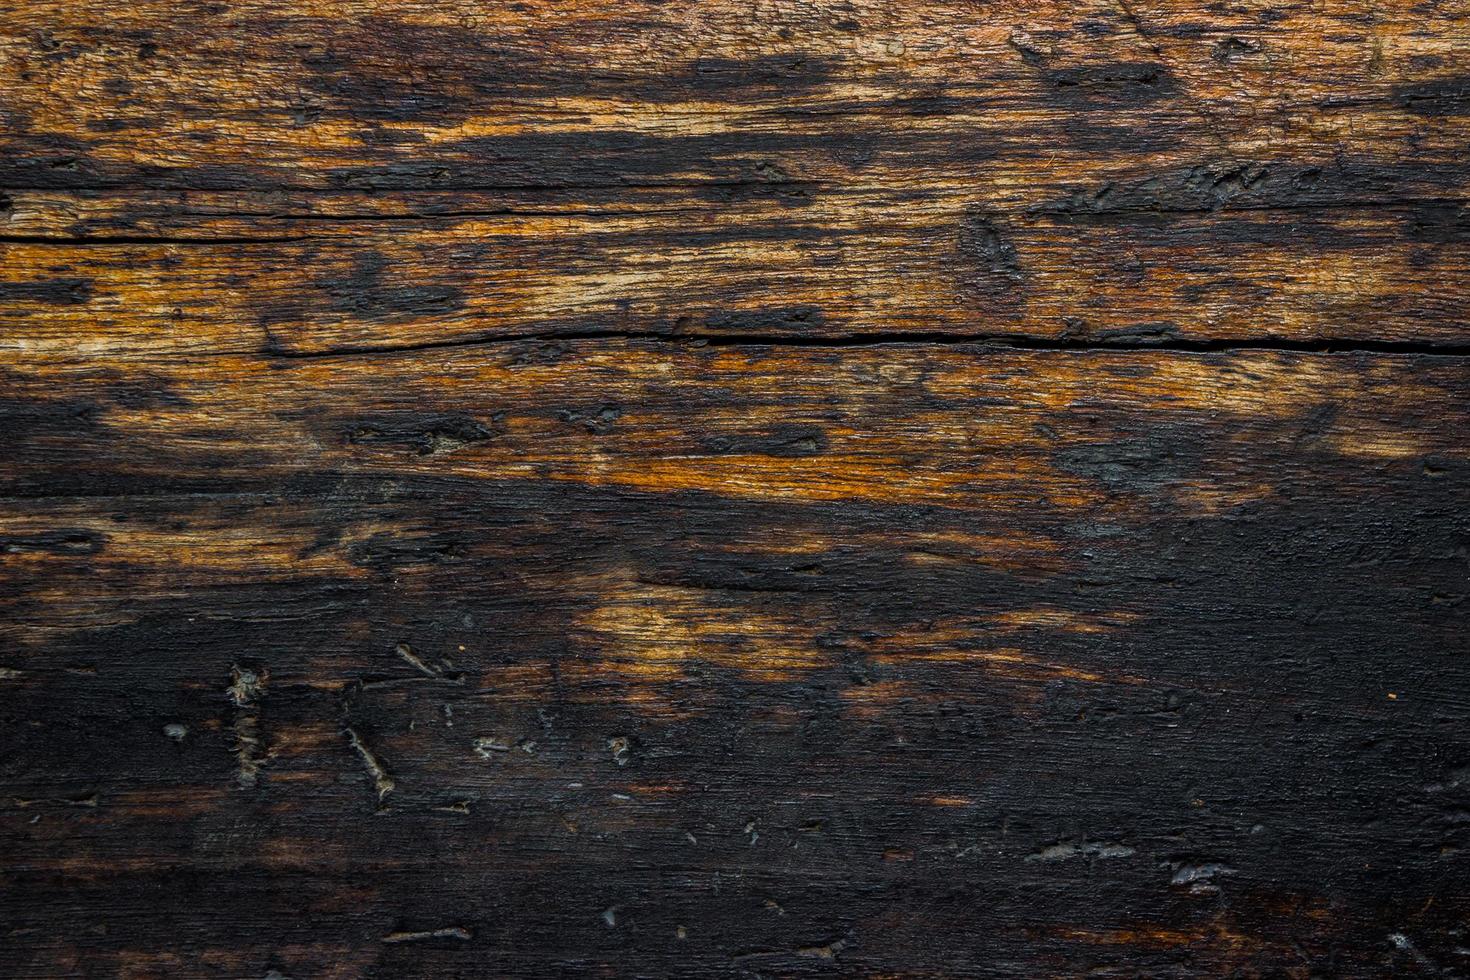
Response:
2,0,1469,977
3,187,1469,353
3,1,1470,347
2,343,1468,976
3,0,1469,196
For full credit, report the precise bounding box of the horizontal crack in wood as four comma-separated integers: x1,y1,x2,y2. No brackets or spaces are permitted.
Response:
262,329,1470,361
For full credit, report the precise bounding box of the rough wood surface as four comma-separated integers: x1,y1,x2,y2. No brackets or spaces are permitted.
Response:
6,185,1470,355
2,1,1469,978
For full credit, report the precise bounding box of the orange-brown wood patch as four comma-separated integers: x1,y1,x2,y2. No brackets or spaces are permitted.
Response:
2,1,1468,976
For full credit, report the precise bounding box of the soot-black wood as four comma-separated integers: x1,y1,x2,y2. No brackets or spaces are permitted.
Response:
1,1,1468,977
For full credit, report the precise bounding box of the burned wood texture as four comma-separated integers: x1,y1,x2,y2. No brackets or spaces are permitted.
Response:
1,1,1468,978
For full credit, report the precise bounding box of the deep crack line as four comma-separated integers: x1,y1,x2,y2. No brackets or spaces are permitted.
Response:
260,328,1470,361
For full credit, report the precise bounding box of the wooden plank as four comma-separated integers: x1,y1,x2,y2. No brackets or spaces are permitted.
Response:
1,341,1466,499
3,0,1470,974
4,0,1468,348
1,343,1467,976
2,187,1468,352
3,0,1469,195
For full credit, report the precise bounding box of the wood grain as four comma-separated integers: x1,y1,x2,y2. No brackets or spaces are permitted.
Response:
4,185,1469,354
3,0,1470,348
2,0,1469,976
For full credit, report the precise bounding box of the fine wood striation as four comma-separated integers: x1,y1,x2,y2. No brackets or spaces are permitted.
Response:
1,0,1468,976
2,343,1468,976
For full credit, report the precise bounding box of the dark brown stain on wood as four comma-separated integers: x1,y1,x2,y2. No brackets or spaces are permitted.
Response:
1,1,1468,977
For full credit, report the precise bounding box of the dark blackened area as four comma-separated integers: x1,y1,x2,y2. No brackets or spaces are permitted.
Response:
1044,62,1176,107
687,54,838,95
1053,421,1211,497
1,444,1467,975
0,394,106,451
321,253,466,321
296,18,841,124
697,424,829,458
0,130,111,188
1039,161,1470,216
1405,204,1470,244
692,180,823,207
346,529,470,572
701,305,826,336
295,20,546,125
957,208,1024,296
343,413,500,456
1392,75,1470,115
0,278,93,305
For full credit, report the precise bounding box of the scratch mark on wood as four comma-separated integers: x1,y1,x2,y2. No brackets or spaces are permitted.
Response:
394,641,439,677
227,664,267,788
344,726,396,801
382,926,472,944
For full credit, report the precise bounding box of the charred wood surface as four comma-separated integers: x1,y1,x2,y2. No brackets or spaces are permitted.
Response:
1,1,1468,976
